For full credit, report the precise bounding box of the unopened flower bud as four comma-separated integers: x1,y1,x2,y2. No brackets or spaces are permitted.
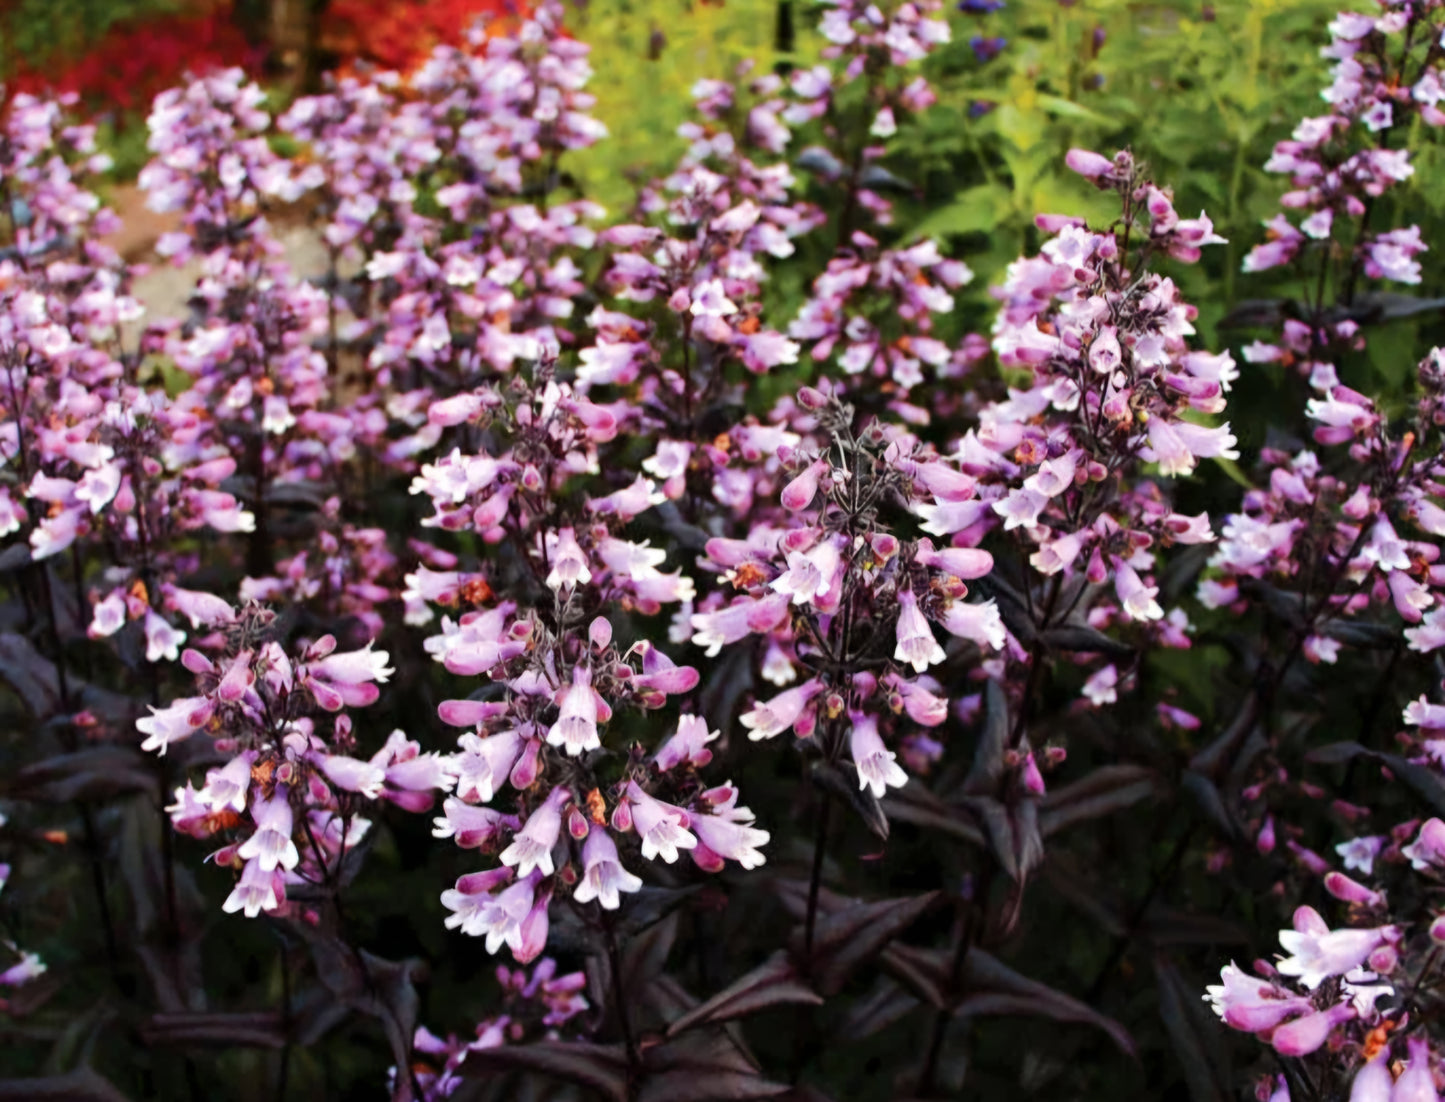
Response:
1324,871,1382,907
1367,945,1398,973
611,799,633,833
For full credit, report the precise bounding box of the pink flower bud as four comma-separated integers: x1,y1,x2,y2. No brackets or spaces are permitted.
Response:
1324,871,1382,908
1065,148,1114,179
781,458,829,511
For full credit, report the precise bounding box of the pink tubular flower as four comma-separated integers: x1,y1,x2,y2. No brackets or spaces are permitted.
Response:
545,527,592,591
939,599,1006,650
1113,561,1163,622
454,729,527,804
308,639,394,685
572,829,642,910
1204,962,1313,1032
1276,906,1399,989
690,801,770,871
549,666,602,756
894,589,945,673
432,799,516,849
1349,1050,1392,1102
201,753,255,813
1394,1037,1440,1102
223,858,283,919
1403,818,1445,870
237,787,300,873
500,788,570,877
318,753,387,799
654,714,719,771
144,609,186,663
137,695,211,755
849,712,908,798
1065,148,1115,179
781,457,830,511
740,678,824,740
0,952,47,988
1269,1003,1355,1056
625,783,696,863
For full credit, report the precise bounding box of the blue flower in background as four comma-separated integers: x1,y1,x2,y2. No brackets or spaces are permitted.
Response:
969,35,1007,62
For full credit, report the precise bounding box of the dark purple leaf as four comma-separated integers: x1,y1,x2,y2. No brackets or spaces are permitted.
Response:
1038,765,1160,838
1153,955,1231,1102
962,679,1009,795
141,1012,287,1049
1039,622,1134,658
1179,770,1240,840
792,891,939,995
837,979,920,1042
667,951,821,1037
1308,742,1445,817
0,1068,131,1101
637,1032,788,1102
962,796,1042,883
0,631,61,716
1138,906,1251,949
1321,619,1398,648
879,782,985,849
459,1041,629,1102
810,760,888,841
878,942,949,1009
617,885,701,936
291,922,426,1100
958,948,1135,1057
4,747,158,804
0,543,32,572
1188,696,1259,779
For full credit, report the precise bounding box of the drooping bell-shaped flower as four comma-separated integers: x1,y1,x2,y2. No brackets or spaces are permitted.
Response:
549,667,601,757
573,829,642,910
849,712,908,798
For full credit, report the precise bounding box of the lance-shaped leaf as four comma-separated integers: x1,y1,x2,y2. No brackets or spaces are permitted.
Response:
1039,765,1160,838
1308,741,1445,817
290,923,426,1099
1039,621,1135,658
880,782,986,849
141,1012,287,1049
1180,770,1240,840
878,942,1133,1055
1154,954,1231,1102
1321,619,1399,649
1138,905,1251,949
637,1031,790,1102
1188,696,1259,780
4,747,158,804
790,891,939,995
668,951,821,1037
0,631,61,716
962,678,1010,795
810,760,888,841
838,978,921,1042
960,796,1042,883
957,948,1134,1057
0,1068,132,1101
617,885,701,936
460,1041,630,1102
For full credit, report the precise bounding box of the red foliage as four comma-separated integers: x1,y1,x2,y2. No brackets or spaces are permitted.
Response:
5,9,260,113
321,0,524,74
